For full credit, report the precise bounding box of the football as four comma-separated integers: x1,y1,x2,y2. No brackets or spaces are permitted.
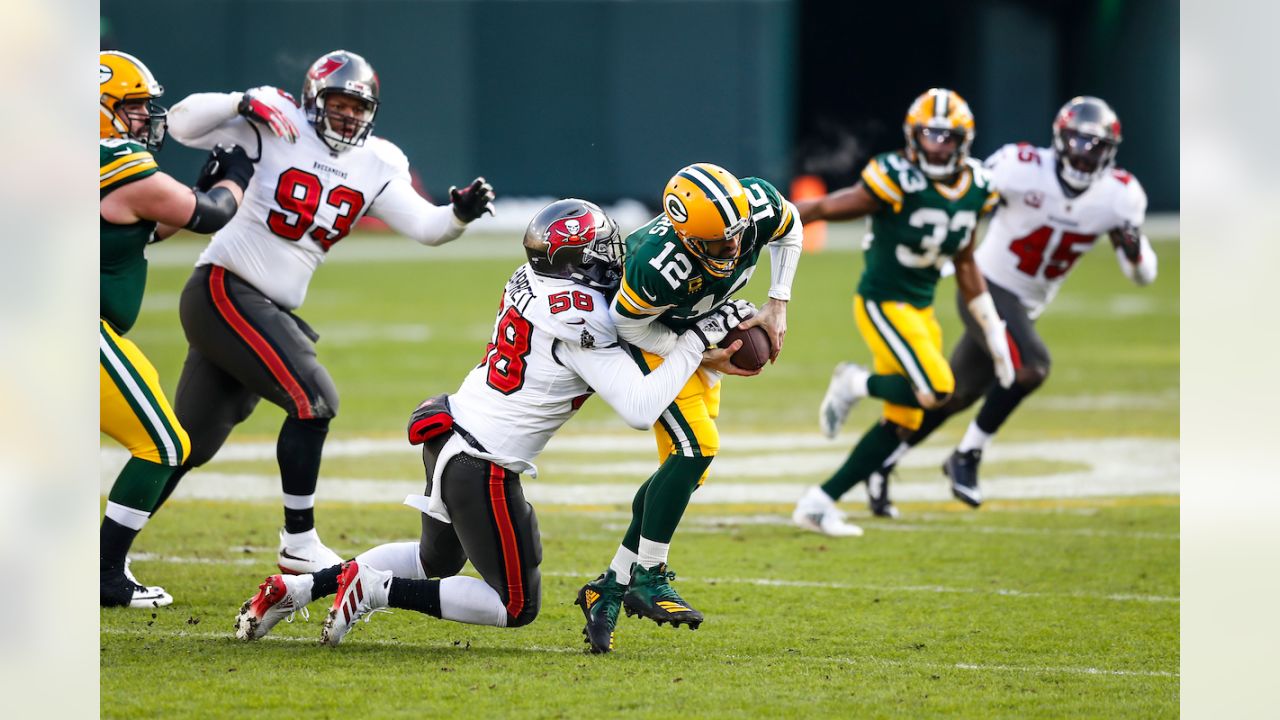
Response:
722,323,772,371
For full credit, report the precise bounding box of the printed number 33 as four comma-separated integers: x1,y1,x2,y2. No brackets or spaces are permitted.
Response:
898,208,976,269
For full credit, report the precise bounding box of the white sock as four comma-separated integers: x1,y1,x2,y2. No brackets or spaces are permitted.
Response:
610,545,639,584
957,421,993,453
105,501,150,531
355,541,426,579
637,537,670,569
804,485,837,507
439,576,508,627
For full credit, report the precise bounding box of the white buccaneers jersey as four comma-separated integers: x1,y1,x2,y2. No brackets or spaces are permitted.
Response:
449,264,619,464
975,143,1147,317
180,87,413,309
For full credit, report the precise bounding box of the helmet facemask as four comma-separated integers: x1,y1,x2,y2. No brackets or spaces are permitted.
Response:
311,90,377,153
113,97,169,152
1054,128,1118,191
679,214,751,279
907,125,971,181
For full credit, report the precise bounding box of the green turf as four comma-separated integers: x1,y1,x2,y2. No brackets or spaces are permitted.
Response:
101,228,1179,717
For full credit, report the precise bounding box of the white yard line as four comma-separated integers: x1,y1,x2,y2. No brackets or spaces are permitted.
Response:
101,435,1178,505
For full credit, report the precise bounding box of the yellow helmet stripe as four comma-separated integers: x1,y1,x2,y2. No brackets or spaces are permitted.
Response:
679,166,740,227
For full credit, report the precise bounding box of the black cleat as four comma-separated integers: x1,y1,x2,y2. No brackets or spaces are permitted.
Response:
867,465,900,519
943,449,983,508
576,570,624,654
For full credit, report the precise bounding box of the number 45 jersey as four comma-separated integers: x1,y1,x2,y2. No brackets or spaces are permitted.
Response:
975,143,1147,318
171,87,415,310
858,151,998,308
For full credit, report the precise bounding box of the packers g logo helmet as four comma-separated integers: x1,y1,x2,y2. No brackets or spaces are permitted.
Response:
100,51,168,152
663,163,752,278
903,88,975,181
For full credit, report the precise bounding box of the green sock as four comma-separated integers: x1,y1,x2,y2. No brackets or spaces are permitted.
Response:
867,375,921,407
820,421,902,500
640,455,713,544
621,473,655,552
108,457,175,513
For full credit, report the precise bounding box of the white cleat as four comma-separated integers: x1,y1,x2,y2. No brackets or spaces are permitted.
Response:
791,486,865,537
277,528,344,575
819,362,870,439
320,561,392,647
235,573,314,640
115,557,173,608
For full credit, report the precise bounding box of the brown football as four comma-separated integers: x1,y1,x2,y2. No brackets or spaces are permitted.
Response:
722,323,772,371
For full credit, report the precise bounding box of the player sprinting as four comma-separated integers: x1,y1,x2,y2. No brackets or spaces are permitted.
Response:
231,200,748,646
790,88,1016,536
150,50,495,574
99,51,255,606
576,163,803,653
858,96,1158,514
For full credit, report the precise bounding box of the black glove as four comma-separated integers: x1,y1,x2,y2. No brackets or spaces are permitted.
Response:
1110,223,1143,263
449,177,496,223
195,144,255,193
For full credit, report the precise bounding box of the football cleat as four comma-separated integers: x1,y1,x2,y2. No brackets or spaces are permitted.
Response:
277,527,344,575
622,563,704,630
575,570,625,654
819,362,869,439
866,466,901,519
943,449,984,508
792,486,865,537
320,561,391,647
234,573,314,641
101,572,174,609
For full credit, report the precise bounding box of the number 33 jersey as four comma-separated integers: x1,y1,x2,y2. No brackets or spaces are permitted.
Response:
181,87,414,310
975,143,1147,318
857,151,998,308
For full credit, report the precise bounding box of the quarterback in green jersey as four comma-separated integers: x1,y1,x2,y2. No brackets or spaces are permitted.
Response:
99,51,254,607
789,88,1016,536
576,162,803,653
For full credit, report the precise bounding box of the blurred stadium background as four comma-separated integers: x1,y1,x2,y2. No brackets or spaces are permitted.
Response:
101,0,1177,216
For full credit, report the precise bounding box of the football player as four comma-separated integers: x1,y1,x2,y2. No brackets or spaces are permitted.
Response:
577,163,803,653
99,51,255,607
790,88,1015,535
862,96,1158,513
150,50,496,573
230,200,748,646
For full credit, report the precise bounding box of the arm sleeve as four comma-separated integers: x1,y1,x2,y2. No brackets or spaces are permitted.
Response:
167,92,254,150
557,333,705,430
767,200,803,301
1115,235,1158,286
610,304,680,357
367,176,467,246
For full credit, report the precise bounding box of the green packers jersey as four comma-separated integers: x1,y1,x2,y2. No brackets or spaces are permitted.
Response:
857,151,998,308
616,177,795,330
100,138,160,334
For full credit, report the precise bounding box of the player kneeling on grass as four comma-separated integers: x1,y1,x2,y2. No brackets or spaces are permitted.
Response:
233,199,752,645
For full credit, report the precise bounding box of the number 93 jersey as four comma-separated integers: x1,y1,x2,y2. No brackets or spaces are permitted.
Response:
617,177,796,331
975,143,1147,317
449,264,618,464
188,87,413,310
857,151,998,308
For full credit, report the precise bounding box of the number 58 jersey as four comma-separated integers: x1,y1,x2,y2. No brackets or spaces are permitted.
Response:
449,264,619,465
975,143,1147,318
173,86,414,310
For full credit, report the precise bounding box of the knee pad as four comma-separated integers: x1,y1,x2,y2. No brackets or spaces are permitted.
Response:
1015,365,1050,391
419,551,466,580
506,595,541,628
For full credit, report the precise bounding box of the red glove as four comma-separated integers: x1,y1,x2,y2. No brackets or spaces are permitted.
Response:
238,91,299,143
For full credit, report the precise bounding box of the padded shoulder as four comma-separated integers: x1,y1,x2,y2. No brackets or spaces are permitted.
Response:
522,269,620,349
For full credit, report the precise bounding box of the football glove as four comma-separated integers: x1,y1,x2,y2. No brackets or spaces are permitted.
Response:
194,144,255,192
450,177,496,222
1110,223,1143,263
720,299,758,329
687,300,755,350
238,90,299,143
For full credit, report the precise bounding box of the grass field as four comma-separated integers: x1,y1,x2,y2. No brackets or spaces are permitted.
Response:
101,226,1179,718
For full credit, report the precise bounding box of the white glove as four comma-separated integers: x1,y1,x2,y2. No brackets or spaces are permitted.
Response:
687,300,756,349
968,292,1015,389
719,299,757,330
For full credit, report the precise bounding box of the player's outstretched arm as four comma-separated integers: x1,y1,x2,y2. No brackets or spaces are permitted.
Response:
367,176,492,247
795,182,882,224
954,242,1015,389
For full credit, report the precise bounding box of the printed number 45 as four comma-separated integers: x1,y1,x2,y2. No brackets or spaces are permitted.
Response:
649,241,693,289
897,208,976,269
